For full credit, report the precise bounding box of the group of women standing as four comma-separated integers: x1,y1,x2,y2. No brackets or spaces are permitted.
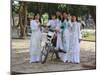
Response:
29,11,81,64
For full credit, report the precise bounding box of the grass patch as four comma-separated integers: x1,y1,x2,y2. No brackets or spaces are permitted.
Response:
81,31,95,41
82,34,95,41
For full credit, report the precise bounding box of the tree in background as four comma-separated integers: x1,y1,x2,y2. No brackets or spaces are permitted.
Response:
12,0,19,27
88,6,96,24
12,1,96,38
15,1,28,38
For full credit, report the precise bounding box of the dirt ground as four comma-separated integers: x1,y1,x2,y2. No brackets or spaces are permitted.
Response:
11,38,96,73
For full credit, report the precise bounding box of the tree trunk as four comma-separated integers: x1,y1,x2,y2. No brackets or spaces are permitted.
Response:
12,12,15,28
19,2,27,39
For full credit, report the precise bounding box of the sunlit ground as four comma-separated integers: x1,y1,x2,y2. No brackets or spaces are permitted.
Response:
11,38,96,73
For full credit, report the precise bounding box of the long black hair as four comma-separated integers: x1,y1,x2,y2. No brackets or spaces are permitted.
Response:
71,15,78,22
49,12,56,19
55,11,64,22
34,13,41,23
62,11,69,22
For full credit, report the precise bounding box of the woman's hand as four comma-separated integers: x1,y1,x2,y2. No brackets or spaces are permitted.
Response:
79,39,81,43
55,28,60,32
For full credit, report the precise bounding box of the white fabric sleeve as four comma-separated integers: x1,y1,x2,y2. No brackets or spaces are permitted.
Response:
56,21,62,32
68,21,72,27
78,23,81,39
30,20,37,31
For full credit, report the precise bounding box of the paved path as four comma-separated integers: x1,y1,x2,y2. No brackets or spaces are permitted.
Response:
11,39,96,73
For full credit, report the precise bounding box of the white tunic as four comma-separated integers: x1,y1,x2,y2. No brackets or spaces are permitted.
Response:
47,19,57,29
47,19,63,50
69,21,80,63
59,20,71,62
56,19,63,50
29,20,41,63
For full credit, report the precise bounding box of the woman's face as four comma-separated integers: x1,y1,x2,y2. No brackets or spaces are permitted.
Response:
35,15,40,20
63,12,67,19
51,15,56,20
71,16,76,22
56,11,61,16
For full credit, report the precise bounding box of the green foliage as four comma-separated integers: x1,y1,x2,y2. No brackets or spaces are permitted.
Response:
12,1,20,14
12,1,96,18
81,31,95,41
41,13,49,25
